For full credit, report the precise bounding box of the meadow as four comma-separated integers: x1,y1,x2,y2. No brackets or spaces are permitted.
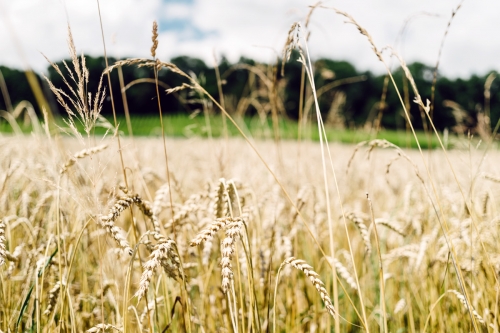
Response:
0,113,443,149
1,3,499,333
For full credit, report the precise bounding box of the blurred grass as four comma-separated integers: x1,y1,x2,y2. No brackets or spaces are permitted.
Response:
0,113,443,148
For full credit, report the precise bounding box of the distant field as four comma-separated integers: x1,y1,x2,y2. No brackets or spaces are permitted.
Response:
0,114,446,149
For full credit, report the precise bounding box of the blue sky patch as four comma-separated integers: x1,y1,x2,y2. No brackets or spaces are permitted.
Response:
158,17,218,41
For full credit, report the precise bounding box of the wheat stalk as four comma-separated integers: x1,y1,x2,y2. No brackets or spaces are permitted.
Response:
0,220,5,266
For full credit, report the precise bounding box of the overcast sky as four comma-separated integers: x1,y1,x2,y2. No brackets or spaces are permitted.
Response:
0,0,498,78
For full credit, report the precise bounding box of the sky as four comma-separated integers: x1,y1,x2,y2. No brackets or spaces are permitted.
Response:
0,0,498,78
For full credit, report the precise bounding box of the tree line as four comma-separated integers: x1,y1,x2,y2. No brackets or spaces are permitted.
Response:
0,53,498,132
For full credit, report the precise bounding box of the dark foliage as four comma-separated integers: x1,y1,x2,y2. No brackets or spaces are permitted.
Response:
0,55,498,131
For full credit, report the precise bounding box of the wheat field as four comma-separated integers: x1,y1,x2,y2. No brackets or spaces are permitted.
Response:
1,2,500,333
1,133,499,332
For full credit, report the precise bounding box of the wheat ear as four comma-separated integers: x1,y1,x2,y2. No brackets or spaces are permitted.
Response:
375,218,406,237
132,195,162,238
6,243,24,277
213,178,228,218
282,257,336,317
394,298,406,315
135,238,180,301
44,281,62,316
152,183,169,216
329,257,357,290
189,217,231,246
447,289,485,325
100,193,161,254
151,21,158,58
346,212,371,255
86,324,123,333
220,218,244,293
60,144,108,174
99,196,136,255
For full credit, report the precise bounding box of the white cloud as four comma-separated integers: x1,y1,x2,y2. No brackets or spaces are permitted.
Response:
0,0,498,78
163,3,191,20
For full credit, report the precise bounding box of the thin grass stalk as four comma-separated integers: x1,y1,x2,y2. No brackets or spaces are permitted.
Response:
273,259,286,333
229,210,245,331
95,0,128,189
420,92,496,311
201,100,215,167
213,51,229,148
151,38,176,240
297,64,306,183
241,223,260,332
55,176,64,333
0,69,13,112
324,7,479,330
96,218,106,331
394,49,499,318
226,283,239,333
495,285,500,332
40,236,55,328
230,180,260,332
270,62,283,168
94,7,149,330
373,74,389,134
300,30,369,331
367,194,388,332
35,263,40,333
484,73,496,135
386,44,481,333
297,2,321,183
117,66,134,138
430,0,465,120
301,50,343,332
123,239,147,332
151,21,190,331
58,219,91,330
66,286,77,331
